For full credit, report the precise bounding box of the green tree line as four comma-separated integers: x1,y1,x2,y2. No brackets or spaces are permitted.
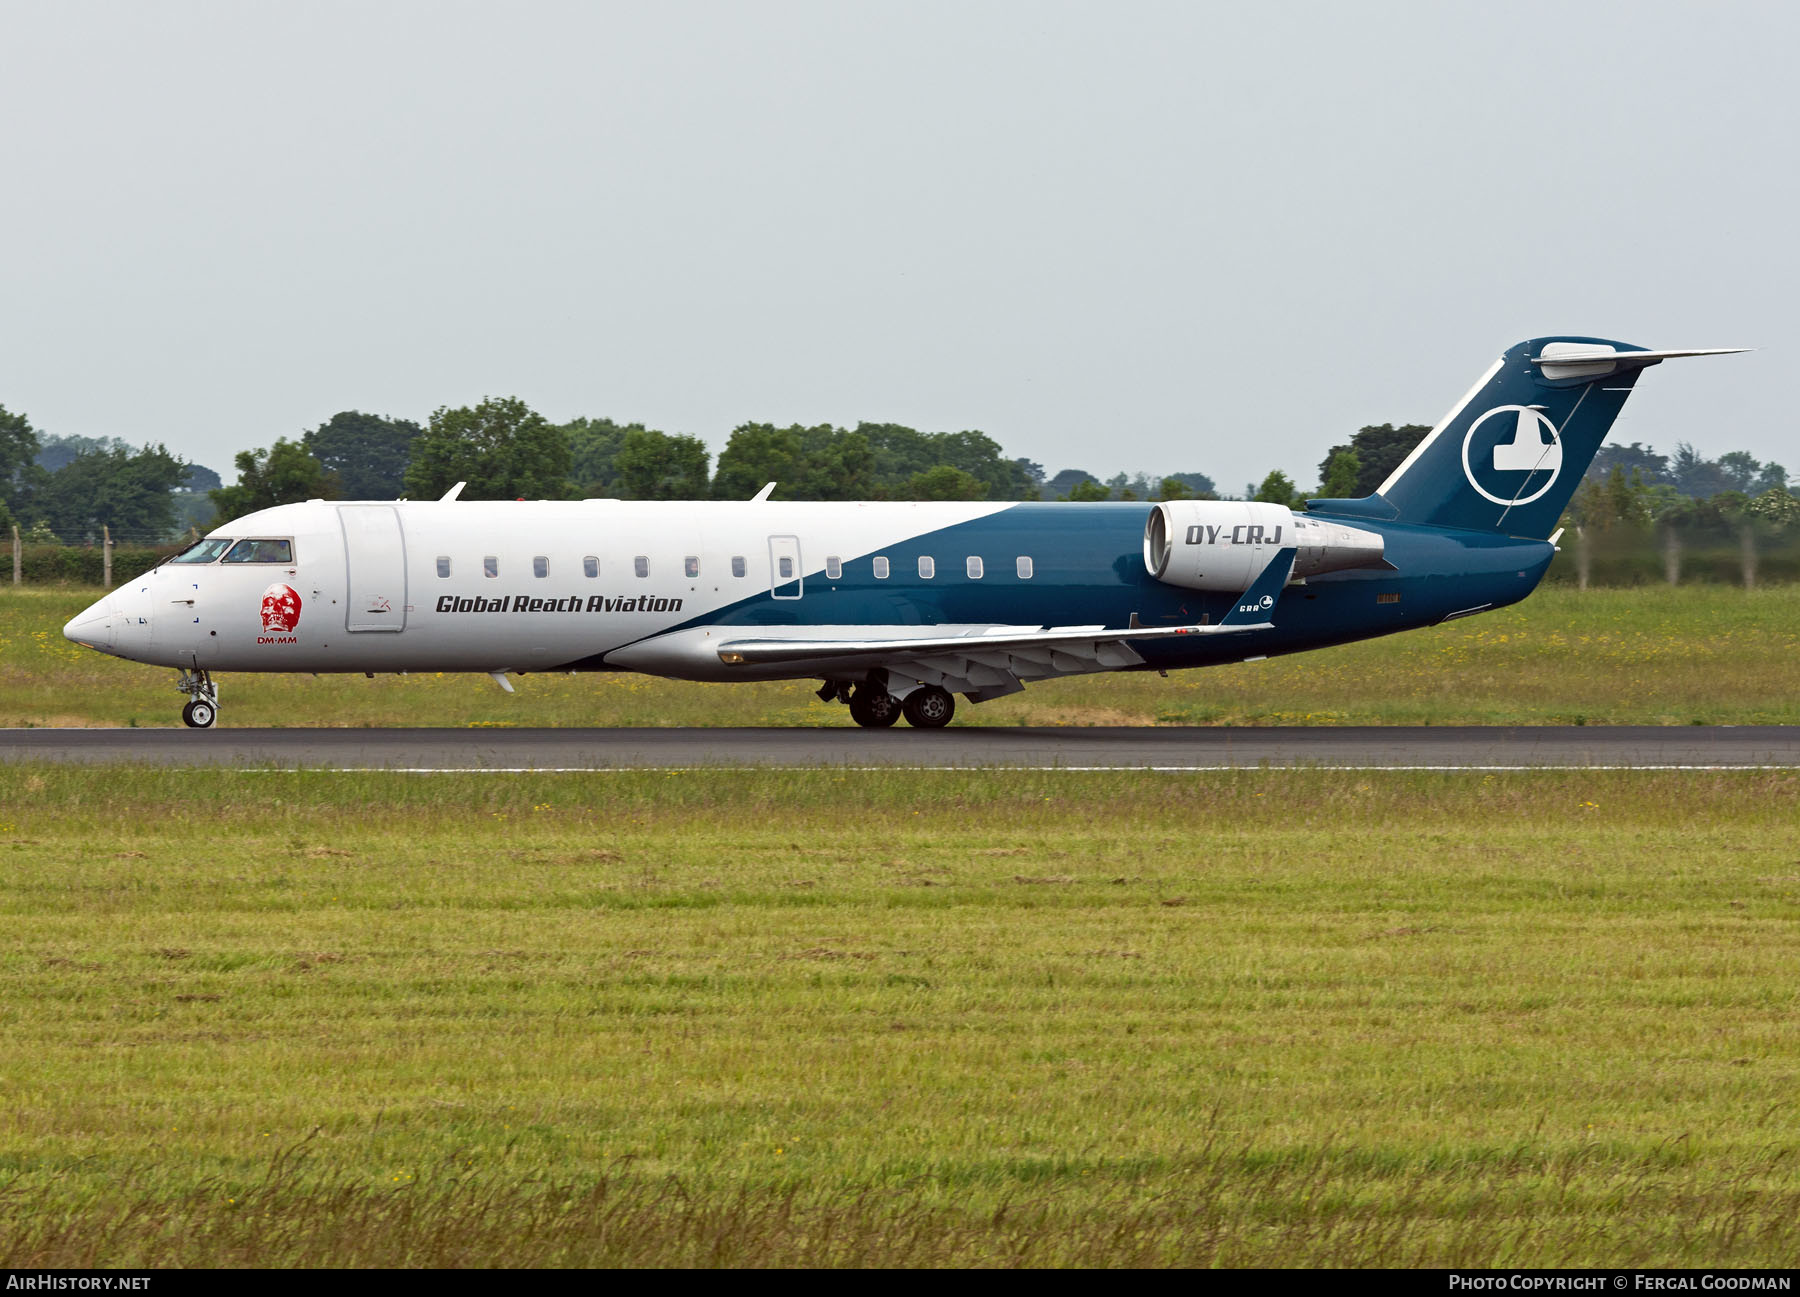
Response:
1,409,194,544
2,394,1229,539
6,395,1795,587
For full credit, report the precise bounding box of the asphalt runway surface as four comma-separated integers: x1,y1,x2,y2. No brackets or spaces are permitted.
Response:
3,726,1799,770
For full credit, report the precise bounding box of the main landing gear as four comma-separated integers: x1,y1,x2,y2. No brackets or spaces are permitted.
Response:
901,685,955,729
177,668,218,729
848,685,902,728
839,681,955,729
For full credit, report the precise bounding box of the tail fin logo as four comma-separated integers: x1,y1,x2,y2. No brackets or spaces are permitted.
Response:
1461,405,1563,507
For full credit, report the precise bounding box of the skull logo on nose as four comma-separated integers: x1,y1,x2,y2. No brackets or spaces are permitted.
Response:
260,583,302,633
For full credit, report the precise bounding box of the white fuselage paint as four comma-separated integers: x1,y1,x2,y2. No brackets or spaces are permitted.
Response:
67,498,1015,677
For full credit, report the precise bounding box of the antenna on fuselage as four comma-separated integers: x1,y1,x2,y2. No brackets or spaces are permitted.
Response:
750,482,777,502
439,482,466,502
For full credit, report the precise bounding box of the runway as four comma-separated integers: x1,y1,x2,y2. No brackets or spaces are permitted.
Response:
3,726,1799,770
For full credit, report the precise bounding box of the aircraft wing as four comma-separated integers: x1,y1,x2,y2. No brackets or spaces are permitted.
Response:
712,619,1267,666
711,620,1267,702
714,544,1296,669
709,545,1296,700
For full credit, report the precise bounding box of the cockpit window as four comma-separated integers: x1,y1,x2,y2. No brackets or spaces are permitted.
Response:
169,538,235,564
222,539,295,564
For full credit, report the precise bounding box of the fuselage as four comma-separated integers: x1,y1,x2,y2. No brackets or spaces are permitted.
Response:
63,496,1553,682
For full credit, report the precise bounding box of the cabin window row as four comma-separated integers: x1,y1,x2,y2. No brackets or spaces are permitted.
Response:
436,554,1038,580
869,556,1034,580
440,555,707,579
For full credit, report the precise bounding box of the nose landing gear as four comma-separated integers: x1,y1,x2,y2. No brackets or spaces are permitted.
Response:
177,668,218,729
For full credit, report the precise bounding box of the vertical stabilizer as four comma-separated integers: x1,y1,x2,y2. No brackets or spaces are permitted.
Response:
1306,338,1746,539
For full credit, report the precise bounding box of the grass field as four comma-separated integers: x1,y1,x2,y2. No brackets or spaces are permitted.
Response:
5,584,1800,727
1,766,1797,1266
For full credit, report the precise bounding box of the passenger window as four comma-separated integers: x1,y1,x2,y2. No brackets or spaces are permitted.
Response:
222,539,294,564
825,555,842,580
1017,556,1033,579
918,556,935,580
583,556,599,578
484,556,498,578
873,557,889,579
685,555,700,578
634,556,649,578
778,556,794,579
966,556,983,579
731,556,746,578
533,556,548,578
437,557,451,578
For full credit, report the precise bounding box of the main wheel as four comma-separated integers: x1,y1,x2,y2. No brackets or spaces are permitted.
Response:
182,699,216,729
901,685,955,729
848,687,901,728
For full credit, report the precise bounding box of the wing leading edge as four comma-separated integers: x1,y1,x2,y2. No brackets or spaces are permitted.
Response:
712,618,1268,667
714,620,1267,702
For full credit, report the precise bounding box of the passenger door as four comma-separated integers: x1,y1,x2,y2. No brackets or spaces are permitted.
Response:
339,505,408,632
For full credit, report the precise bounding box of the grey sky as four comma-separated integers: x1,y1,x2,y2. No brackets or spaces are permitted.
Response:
2,0,1793,492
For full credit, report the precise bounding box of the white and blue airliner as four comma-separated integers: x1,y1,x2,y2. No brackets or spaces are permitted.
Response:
63,337,1742,728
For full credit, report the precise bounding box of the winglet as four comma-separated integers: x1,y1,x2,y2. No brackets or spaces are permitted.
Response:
750,482,777,502
440,481,466,502
1220,547,1297,627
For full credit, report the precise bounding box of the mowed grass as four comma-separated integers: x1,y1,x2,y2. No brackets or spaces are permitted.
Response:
5,584,1799,728
0,766,1797,1266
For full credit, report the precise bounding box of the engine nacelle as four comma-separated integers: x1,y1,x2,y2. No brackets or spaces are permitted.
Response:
1143,501,1388,592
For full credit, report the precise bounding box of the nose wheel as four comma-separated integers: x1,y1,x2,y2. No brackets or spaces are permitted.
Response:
176,668,218,728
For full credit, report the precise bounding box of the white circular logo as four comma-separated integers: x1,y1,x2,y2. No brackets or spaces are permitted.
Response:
1461,405,1563,506
1259,594,1274,610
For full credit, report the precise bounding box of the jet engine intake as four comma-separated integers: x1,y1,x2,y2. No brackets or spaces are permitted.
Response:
1144,501,1388,592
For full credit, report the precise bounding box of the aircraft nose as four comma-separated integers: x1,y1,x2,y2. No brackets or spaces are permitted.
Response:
64,583,153,655
63,596,116,649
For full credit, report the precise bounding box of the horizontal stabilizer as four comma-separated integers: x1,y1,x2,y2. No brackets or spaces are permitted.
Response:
1530,344,1749,380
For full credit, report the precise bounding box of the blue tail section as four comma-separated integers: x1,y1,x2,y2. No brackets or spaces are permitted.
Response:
1308,336,1666,540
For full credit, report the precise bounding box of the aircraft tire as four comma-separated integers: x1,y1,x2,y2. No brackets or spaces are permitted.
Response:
848,688,901,728
901,685,955,729
182,700,216,729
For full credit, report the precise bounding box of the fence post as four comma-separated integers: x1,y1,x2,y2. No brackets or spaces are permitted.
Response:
1740,523,1757,591
1663,526,1681,586
10,525,17,587
103,525,113,589
1575,526,1590,591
